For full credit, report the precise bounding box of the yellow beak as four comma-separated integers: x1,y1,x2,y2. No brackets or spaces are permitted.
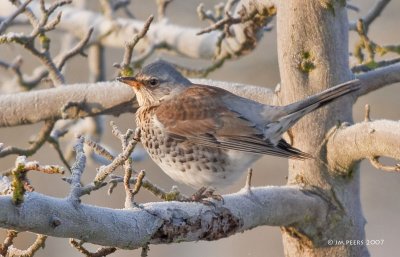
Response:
116,77,142,89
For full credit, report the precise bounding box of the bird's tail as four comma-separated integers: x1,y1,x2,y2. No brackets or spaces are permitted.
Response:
278,79,361,127
264,79,360,160
283,79,360,115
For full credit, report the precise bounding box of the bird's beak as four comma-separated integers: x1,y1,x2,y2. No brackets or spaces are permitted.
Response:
116,77,142,89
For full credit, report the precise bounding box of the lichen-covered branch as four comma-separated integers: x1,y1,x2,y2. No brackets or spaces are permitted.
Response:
0,186,326,249
326,120,400,173
0,80,274,127
349,0,392,31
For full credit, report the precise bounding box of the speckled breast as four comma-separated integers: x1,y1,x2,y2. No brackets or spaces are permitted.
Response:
135,106,252,189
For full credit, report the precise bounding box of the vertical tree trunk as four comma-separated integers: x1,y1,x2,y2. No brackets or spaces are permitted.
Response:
276,1,369,256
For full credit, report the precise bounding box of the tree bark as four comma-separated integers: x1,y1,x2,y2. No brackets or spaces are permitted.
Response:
276,1,368,256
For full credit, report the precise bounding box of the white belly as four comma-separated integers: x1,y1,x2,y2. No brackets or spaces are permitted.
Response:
152,149,261,189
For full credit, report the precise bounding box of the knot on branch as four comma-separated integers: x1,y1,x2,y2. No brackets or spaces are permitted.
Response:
61,101,90,119
151,206,243,243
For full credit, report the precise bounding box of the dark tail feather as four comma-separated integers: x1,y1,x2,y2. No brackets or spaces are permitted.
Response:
276,139,313,159
283,79,361,116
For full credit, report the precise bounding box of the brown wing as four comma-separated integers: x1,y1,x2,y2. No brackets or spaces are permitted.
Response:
155,85,310,159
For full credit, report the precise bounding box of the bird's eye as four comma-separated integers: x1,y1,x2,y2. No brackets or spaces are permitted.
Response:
148,78,159,87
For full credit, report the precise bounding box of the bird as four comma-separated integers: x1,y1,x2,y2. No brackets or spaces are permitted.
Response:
117,60,360,193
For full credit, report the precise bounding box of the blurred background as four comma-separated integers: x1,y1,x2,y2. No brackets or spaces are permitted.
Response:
0,0,399,256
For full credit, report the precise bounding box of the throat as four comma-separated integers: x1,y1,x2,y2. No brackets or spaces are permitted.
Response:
136,105,157,128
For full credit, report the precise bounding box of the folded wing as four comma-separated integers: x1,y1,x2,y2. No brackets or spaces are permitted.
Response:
155,85,311,159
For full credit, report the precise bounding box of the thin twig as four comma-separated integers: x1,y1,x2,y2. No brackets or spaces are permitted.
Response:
7,234,47,257
0,0,34,34
0,1,74,85
69,239,117,257
84,137,115,162
130,171,145,195
47,136,72,172
67,136,86,201
141,243,150,257
364,104,371,122
94,138,137,183
172,57,228,77
244,168,253,190
349,0,392,31
57,27,93,71
369,156,400,172
0,120,55,158
156,0,173,20
108,175,186,201
117,15,154,76
0,230,18,256
88,44,106,82
197,4,258,36
352,57,400,73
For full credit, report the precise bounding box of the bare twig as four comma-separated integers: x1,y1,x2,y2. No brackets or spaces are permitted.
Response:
8,155,63,204
116,15,154,76
111,0,134,18
352,57,400,73
156,0,173,20
7,234,47,257
69,239,116,257
244,168,253,190
47,136,72,172
67,136,86,201
170,57,228,77
0,1,74,85
197,7,257,36
364,104,371,122
10,0,38,27
353,19,400,66
141,243,150,257
349,0,392,31
99,0,113,19
0,0,33,34
57,27,93,71
88,44,106,82
0,120,55,158
0,230,18,256
123,157,135,208
368,157,400,172
108,175,186,201
128,170,145,204
197,3,217,23
84,137,115,162
94,135,137,183
0,56,60,92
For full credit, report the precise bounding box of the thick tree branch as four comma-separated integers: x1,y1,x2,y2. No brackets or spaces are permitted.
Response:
0,80,274,127
0,82,136,127
326,120,400,173
0,186,326,249
356,62,400,97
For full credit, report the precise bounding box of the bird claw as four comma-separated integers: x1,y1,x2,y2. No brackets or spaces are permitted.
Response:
183,186,224,206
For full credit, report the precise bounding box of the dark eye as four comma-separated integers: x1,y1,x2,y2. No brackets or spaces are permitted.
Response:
148,78,159,87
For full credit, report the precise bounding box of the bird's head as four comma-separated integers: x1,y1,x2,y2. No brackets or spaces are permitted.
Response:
117,60,191,107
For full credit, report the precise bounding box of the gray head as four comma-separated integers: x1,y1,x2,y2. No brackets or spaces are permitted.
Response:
117,60,191,106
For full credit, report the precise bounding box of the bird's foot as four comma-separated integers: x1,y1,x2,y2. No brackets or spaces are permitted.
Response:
184,186,224,206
